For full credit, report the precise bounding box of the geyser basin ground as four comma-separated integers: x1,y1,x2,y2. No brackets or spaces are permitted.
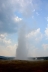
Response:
0,60,48,72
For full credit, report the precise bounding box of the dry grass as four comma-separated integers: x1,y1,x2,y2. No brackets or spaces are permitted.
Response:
0,60,48,72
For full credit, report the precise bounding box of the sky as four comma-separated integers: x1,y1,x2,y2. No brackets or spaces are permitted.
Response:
0,0,48,57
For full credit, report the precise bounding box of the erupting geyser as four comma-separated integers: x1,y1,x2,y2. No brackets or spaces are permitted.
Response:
16,24,27,60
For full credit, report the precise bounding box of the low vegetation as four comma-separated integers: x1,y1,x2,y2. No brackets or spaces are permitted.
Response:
0,60,48,72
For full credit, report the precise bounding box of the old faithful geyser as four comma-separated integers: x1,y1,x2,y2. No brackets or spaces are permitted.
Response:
16,24,27,60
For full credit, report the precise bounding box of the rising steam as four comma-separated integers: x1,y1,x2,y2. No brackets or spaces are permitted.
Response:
16,24,28,60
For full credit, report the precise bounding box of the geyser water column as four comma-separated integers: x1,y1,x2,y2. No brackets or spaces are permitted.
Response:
16,24,27,60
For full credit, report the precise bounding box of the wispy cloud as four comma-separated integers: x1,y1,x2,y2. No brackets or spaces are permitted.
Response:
0,33,17,56
45,24,48,39
26,28,43,42
0,0,40,34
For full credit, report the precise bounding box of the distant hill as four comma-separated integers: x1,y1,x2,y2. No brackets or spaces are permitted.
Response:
0,56,48,60
0,56,15,60
28,56,48,60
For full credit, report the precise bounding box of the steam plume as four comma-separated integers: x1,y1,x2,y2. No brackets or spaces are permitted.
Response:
16,24,27,60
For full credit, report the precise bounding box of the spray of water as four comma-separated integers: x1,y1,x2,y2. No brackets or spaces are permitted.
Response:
16,24,28,60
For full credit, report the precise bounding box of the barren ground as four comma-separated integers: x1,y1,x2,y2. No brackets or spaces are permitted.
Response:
0,60,48,72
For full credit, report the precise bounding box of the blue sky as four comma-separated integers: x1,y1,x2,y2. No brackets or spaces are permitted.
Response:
0,0,48,57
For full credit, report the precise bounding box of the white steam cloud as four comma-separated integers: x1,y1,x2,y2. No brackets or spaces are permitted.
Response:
16,24,28,60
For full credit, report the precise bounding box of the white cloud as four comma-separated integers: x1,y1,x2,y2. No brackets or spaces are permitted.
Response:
14,16,22,22
0,44,17,57
45,28,48,37
26,28,43,57
0,33,18,57
28,45,46,57
41,44,48,56
26,28,42,42
26,28,40,37
0,34,11,45
0,0,41,33
45,24,48,39
28,43,48,57
8,0,40,17
0,34,7,39
42,44,48,50
28,46,39,57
